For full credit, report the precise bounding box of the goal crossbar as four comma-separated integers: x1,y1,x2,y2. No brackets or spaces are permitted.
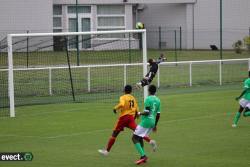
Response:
8,29,146,38
6,29,148,117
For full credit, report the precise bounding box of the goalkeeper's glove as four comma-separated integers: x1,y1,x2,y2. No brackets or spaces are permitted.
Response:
159,54,166,61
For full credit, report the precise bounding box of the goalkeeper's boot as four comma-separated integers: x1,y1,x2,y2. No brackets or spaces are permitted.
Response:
135,156,148,165
232,124,237,128
136,82,142,89
98,149,109,156
149,140,157,152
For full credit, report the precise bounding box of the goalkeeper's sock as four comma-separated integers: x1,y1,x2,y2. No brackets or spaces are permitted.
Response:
243,111,250,117
106,136,116,152
143,136,151,143
233,112,241,125
134,143,145,157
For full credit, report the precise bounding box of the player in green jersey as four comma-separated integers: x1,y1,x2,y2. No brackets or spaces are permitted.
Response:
232,71,250,127
132,85,161,165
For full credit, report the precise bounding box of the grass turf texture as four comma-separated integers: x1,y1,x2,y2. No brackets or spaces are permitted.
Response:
0,87,250,167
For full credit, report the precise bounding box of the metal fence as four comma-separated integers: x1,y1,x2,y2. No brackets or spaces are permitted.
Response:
0,58,249,96
146,26,250,50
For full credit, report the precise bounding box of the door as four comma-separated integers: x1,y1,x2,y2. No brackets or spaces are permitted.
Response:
81,18,91,49
68,18,77,49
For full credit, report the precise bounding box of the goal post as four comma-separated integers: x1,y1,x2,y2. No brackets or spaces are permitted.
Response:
142,30,148,99
7,34,15,117
6,29,148,117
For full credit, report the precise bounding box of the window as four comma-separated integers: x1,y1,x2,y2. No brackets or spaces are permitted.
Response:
68,18,77,49
97,5,125,36
68,6,91,14
53,5,62,15
53,17,62,27
98,17,124,27
97,5,124,15
53,5,62,32
53,29,62,33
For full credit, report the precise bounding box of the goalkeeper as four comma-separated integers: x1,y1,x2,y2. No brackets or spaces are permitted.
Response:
136,53,166,88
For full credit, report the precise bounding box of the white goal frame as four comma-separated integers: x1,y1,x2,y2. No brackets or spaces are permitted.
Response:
7,29,148,117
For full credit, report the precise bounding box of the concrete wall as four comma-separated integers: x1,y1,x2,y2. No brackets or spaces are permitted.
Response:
138,0,250,49
138,3,187,49
193,0,250,49
1,0,249,50
0,0,53,40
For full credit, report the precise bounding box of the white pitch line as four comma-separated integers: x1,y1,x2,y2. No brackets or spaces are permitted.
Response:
0,113,227,139
17,108,82,117
160,113,226,124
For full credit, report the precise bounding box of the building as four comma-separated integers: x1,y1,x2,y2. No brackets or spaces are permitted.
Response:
0,0,250,49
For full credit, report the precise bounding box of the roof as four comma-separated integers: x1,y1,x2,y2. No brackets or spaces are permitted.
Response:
53,0,196,5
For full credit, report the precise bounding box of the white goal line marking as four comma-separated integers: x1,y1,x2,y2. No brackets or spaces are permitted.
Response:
0,113,228,139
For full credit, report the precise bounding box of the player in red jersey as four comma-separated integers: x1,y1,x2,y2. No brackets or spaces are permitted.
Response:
98,85,156,156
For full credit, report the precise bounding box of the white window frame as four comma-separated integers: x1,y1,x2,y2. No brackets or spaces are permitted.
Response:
67,5,91,14
66,5,93,50
53,16,63,29
96,5,126,40
53,5,63,32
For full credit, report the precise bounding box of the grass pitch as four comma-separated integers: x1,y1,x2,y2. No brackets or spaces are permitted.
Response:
0,87,250,167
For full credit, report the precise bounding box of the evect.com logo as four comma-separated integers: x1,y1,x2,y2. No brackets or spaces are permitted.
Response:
0,152,33,161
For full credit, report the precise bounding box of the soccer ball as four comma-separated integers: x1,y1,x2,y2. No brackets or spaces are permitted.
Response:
136,22,144,29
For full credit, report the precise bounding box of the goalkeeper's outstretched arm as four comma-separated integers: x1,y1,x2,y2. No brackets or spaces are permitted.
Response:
156,53,167,64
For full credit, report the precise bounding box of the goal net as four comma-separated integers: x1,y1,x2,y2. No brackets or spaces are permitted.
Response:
0,37,9,117
2,30,148,117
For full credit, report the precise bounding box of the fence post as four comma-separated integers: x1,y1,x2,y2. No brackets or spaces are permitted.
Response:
157,64,160,88
189,62,192,87
249,27,250,37
248,58,250,71
174,30,177,63
219,60,222,85
49,68,52,95
26,30,29,68
88,66,91,92
124,65,127,86
180,26,182,50
129,33,131,63
159,26,162,50
219,0,223,60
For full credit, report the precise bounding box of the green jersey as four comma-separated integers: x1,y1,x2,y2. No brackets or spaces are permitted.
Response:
243,78,250,100
140,95,161,128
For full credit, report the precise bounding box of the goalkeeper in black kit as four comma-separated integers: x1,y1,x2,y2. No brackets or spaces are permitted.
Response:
136,54,166,88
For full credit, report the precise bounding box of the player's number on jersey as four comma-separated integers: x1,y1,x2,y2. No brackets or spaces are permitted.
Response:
152,103,157,112
129,100,134,108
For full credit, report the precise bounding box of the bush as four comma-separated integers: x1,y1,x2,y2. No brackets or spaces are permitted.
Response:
232,40,243,54
243,36,250,52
